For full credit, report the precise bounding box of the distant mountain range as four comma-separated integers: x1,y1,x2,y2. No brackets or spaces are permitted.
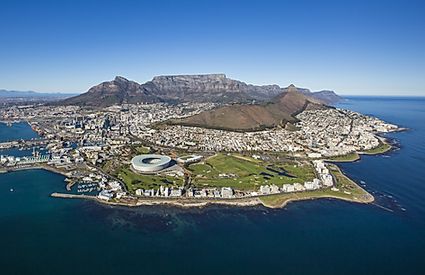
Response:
0,89,77,99
169,84,329,131
56,74,342,107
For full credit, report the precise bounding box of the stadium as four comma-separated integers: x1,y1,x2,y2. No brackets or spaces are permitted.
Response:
131,154,172,173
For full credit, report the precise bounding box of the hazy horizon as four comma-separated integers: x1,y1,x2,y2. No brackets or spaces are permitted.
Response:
1,0,424,96
1,74,425,97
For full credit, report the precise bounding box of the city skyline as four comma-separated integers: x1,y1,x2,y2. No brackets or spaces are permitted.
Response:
1,0,424,96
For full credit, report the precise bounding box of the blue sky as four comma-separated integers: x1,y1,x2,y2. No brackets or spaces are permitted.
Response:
0,0,424,95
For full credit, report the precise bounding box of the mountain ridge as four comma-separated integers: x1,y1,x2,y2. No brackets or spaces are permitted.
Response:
55,74,341,107
0,89,77,98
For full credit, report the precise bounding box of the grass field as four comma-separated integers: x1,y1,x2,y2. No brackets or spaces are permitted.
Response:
328,164,370,197
118,167,182,193
362,142,391,155
134,146,151,154
188,153,316,191
326,142,392,162
326,152,360,162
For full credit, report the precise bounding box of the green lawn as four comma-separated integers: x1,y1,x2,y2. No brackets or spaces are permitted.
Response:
118,167,182,193
206,153,262,176
188,153,316,191
328,164,369,197
134,146,151,154
231,153,263,164
326,152,360,162
362,142,391,155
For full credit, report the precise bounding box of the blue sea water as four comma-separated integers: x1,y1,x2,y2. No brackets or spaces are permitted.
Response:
0,97,424,275
0,121,39,142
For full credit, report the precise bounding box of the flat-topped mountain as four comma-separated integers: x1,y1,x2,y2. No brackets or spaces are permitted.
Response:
169,85,328,131
56,74,341,107
143,74,283,103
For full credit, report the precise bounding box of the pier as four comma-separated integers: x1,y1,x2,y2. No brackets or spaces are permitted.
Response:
51,193,97,200
0,139,48,150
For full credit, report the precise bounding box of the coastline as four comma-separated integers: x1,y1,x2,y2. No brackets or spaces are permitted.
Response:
2,153,379,210
50,191,372,209
258,164,374,208
50,192,264,208
3,127,402,211
50,161,374,210
326,129,402,164
260,193,373,209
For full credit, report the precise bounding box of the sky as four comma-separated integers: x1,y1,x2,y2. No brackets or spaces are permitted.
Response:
0,0,424,96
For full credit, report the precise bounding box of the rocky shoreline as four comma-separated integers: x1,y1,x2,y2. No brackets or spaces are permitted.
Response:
51,183,374,210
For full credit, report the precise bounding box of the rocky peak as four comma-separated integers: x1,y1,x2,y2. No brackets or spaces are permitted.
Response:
285,84,300,93
114,76,131,83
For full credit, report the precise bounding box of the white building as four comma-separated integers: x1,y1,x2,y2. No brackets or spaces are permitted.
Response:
293,183,306,192
270,184,280,194
221,187,234,198
170,188,183,197
282,184,295,193
98,190,114,201
259,185,271,195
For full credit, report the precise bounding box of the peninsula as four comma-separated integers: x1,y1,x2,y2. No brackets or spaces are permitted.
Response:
0,74,400,209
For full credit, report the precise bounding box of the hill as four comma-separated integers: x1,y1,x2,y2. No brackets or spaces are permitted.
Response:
169,85,329,131
295,87,342,104
308,90,342,104
56,76,162,107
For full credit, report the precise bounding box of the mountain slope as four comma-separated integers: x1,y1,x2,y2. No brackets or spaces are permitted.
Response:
308,90,342,104
57,76,162,107
170,85,328,131
294,86,342,104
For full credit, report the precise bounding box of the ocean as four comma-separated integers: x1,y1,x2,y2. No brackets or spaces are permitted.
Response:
0,97,424,275
0,121,39,142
